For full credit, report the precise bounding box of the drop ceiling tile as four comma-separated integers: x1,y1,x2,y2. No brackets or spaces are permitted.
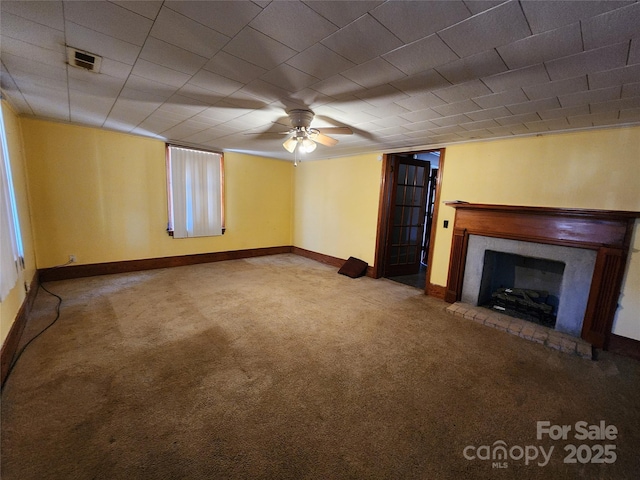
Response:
236,79,290,104
483,64,549,93
370,1,470,44
520,0,630,34
22,88,69,119
470,88,528,108
369,113,412,128
1,1,64,30
622,83,640,99
620,107,640,120
150,7,229,59
303,1,382,28
131,59,191,89
288,88,334,109
140,37,207,75
400,108,443,123
431,114,472,127
260,64,319,92
64,1,153,46
432,99,481,116
177,83,226,106
311,75,362,97
463,1,505,15
121,79,174,103
223,27,297,70
189,70,243,97
341,58,406,88
161,95,210,118
355,84,409,108
438,1,531,58
164,1,263,37
465,106,512,121
432,80,492,103
537,105,590,120
250,1,337,52
582,3,640,49
161,121,209,140
69,90,115,125
629,39,640,65
524,118,569,132
203,52,266,84
1,36,65,68
523,76,588,100
506,97,561,115
497,22,582,70
495,112,541,126
589,65,640,90
395,92,447,111
286,44,355,81
321,14,403,64
66,21,140,65
460,118,501,131
590,96,640,114
2,52,66,83
111,1,163,20
98,58,133,80
436,50,507,85
391,70,451,96
191,104,248,124
68,69,124,97
545,43,629,81
382,34,458,75
1,11,65,49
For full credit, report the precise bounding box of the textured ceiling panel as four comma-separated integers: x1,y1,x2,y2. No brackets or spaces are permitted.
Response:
0,0,638,161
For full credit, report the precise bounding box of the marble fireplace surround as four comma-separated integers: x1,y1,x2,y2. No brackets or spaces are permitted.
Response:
444,203,639,349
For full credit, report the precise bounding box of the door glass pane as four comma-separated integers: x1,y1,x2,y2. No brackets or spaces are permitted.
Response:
390,247,399,264
412,186,423,206
398,164,407,184
394,206,403,225
408,249,416,263
392,226,400,244
407,165,416,185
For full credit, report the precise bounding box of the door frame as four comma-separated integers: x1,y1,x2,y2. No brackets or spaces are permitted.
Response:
373,148,446,295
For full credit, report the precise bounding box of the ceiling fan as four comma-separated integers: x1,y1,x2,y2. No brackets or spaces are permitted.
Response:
278,109,353,154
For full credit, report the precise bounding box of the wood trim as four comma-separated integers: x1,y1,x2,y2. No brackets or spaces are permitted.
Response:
373,154,392,279
39,246,292,282
427,283,446,300
444,203,640,349
1,272,39,388
424,148,445,295
607,334,640,362
291,247,375,278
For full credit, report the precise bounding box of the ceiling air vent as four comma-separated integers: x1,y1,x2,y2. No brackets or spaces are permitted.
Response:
66,47,102,73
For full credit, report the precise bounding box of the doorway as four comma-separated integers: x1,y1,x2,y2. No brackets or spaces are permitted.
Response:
374,149,444,292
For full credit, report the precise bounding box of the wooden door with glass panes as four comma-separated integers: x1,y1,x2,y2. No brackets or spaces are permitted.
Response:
384,155,430,277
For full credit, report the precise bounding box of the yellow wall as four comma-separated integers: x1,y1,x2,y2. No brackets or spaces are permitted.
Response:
1,101,37,346
293,154,383,265
430,126,640,339
20,118,293,268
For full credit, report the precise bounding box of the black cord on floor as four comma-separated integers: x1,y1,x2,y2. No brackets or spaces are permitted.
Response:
2,283,63,389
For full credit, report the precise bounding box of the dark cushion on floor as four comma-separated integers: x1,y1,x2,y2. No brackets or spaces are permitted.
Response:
338,257,368,278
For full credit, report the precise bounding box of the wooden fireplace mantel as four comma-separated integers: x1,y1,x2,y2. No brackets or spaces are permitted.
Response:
444,202,640,349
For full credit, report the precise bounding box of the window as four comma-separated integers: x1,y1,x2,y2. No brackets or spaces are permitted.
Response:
166,145,224,238
0,105,24,300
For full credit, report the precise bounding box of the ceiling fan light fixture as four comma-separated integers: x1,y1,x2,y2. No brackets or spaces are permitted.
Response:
301,138,316,153
283,136,298,153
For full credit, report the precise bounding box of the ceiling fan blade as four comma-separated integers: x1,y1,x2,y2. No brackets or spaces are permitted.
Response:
313,133,339,147
316,126,353,135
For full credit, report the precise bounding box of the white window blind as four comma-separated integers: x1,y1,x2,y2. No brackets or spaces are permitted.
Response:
0,105,24,300
167,145,224,239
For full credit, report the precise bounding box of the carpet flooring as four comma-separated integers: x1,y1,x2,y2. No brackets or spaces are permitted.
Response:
1,254,639,479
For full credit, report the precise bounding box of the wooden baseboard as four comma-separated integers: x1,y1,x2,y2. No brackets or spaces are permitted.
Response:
607,334,640,361
427,283,446,299
39,246,293,282
1,272,39,388
290,247,375,278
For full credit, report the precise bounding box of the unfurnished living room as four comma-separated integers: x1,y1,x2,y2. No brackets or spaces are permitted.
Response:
1,1,639,479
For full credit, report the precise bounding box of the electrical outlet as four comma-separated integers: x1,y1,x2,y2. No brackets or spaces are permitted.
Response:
69,255,76,263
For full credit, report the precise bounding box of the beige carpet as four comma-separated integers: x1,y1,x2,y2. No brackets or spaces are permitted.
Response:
1,254,639,479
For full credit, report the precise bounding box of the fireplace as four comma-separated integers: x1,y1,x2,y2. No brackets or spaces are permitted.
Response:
444,203,639,348
460,236,596,337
